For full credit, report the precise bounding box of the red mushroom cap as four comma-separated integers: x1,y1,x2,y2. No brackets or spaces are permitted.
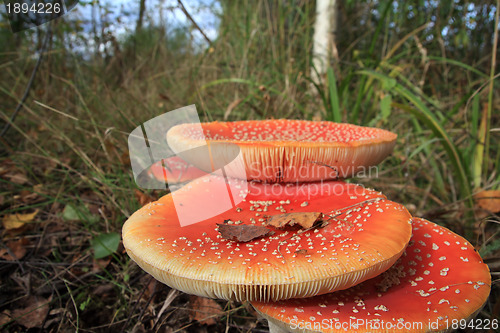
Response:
149,156,207,184
252,218,491,332
122,175,412,301
166,120,397,182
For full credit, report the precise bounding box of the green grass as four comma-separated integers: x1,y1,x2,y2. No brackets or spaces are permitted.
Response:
0,0,499,331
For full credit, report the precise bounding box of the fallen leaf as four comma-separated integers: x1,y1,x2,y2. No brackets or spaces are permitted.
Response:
11,296,50,329
188,296,224,326
474,190,500,213
17,185,42,203
120,151,130,166
0,310,11,326
62,205,79,221
217,223,273,242
0,238,31,260
139,275,157,300
92,257,111,272
5,172,28,185
91,232,121,259
0,159,28,185
267,212,323,229
2,210,38,230
44,308,66,329
93,283,114,297
10,272,30,293
135,189,155,206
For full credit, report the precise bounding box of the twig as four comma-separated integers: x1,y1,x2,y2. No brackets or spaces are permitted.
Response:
120,275,153,333
0,24,52,137
177,0,213,45
153,288,179,327
306,160,339,178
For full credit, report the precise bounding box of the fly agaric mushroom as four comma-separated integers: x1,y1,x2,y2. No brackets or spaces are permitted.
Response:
166,120,397,182
252,218,491,333
122,174,412,302
149,156,207,184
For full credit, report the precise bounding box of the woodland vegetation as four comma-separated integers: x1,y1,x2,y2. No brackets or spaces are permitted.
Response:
0,0,499,331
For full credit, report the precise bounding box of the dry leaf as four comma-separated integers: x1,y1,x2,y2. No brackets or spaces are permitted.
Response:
0,310,11,326
0,159,28,185
474,190,500,213
267,212,323,229
139,275,157,300
17,185,43,203
92,257,111,272
11,296,50,329
6,172,28,185
0,238,31,260
120,152,130,166
134,189,155,206
93,283,114,297
2,210,38,230
217,223,273,242
10,272,30,293
188,296,224,326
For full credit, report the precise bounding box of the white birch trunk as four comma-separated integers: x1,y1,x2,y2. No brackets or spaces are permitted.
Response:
311,0,339,85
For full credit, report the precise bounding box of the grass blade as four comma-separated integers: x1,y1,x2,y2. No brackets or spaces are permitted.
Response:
327,67,341,122
359,70,473,226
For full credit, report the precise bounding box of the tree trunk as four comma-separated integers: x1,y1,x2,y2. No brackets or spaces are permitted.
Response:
311,0,339,85
136,0,146,32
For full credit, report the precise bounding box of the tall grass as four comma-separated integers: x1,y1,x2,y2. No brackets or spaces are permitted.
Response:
0,0,498,330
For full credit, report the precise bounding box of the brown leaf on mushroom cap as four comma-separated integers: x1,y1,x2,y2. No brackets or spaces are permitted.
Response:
217,223,273,242
266,212,323,229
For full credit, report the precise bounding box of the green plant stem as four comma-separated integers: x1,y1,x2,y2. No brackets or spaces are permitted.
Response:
483,0,500,186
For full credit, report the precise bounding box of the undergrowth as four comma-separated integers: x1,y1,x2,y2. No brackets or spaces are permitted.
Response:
0,0,498,331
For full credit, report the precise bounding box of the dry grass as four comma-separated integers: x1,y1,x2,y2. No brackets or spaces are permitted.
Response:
0,1,499,331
